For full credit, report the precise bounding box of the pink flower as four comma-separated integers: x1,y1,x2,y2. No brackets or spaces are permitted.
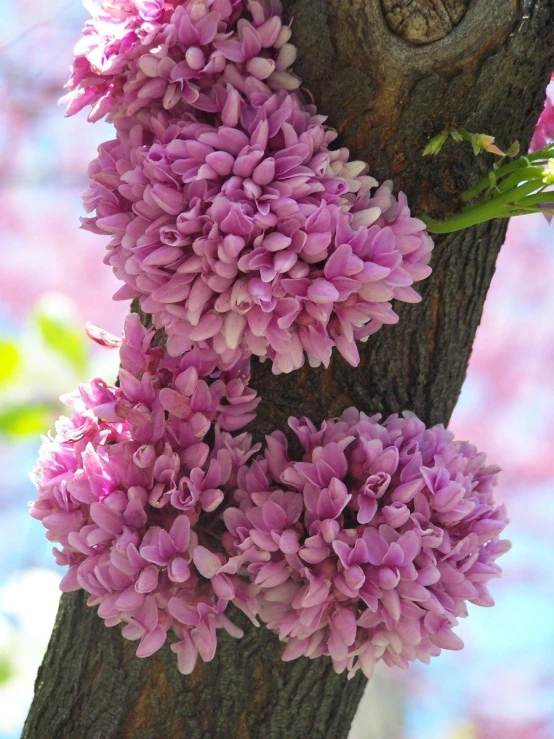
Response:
223,409,510,678
30,313,260,672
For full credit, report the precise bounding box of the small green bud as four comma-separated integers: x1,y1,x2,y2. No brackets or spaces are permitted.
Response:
506,141,520,158
542,160,554,184
423,129,450,156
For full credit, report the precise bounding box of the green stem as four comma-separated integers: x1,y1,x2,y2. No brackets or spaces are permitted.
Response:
461,145,554,203
527,144,554,160
512,190,553,208
494,166,545,194
423,180,541,234
461,159,526,202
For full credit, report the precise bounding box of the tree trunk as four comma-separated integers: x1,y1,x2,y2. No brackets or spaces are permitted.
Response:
23,2,554,738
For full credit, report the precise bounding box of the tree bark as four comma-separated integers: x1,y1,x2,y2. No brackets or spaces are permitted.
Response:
23,2,554,738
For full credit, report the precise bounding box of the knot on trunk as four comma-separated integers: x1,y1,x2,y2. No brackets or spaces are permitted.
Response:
381,0,469,44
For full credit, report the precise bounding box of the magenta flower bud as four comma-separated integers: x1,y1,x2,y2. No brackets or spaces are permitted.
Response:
174,366,198,397
279,529,300,554
246,56,276,79
257,16,282,47
185,46,205,70
298,544,329,565
212,573,236,600
188,313,224,341
90,503,124,536
275,43,297,71
133,444,157,469
377,566,401,590
168,557,191,583
187,412,210,439
307,279,340,304
206,151,235,177
170,633,198,675
200,488,225,513
255,560,290,588
252,157,276,186
320,519,340,544
233,149,265,178
432,481,466,512
136,565,159,594
222,234,246,260
391,478,424,503
85,323,122,348
148,186,183,218
116,587,145,612
263,231,292,252
159,388,192,419
221,87,242,127
356,492,378,525
193,546,222,579
382,502,411,528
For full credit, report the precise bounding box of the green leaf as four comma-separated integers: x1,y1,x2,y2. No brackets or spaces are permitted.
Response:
0,341,21,387
0,403,52,438
423,129,449,156
36,312,87,375
450,128,465,143
0,654,13,685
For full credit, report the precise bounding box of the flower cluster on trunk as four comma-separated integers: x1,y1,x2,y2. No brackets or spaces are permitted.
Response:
29,0,510,679
31,315,260,673
77,0,433,374
223,409,510,678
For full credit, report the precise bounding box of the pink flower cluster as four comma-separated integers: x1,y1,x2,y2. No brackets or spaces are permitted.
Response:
63,0,299,123
32,356,509,677
31,314,260,674
84,92,432,372
74,0,433,374
223,409,510,678
31,0,509,681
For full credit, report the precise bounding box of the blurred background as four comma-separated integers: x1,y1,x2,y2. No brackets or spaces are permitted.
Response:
0,2,553,737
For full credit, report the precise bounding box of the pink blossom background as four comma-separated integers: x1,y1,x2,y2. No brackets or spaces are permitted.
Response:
1,2,553,737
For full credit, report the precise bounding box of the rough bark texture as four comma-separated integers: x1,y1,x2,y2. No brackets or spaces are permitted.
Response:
381,0,469,44
23,2,554,738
